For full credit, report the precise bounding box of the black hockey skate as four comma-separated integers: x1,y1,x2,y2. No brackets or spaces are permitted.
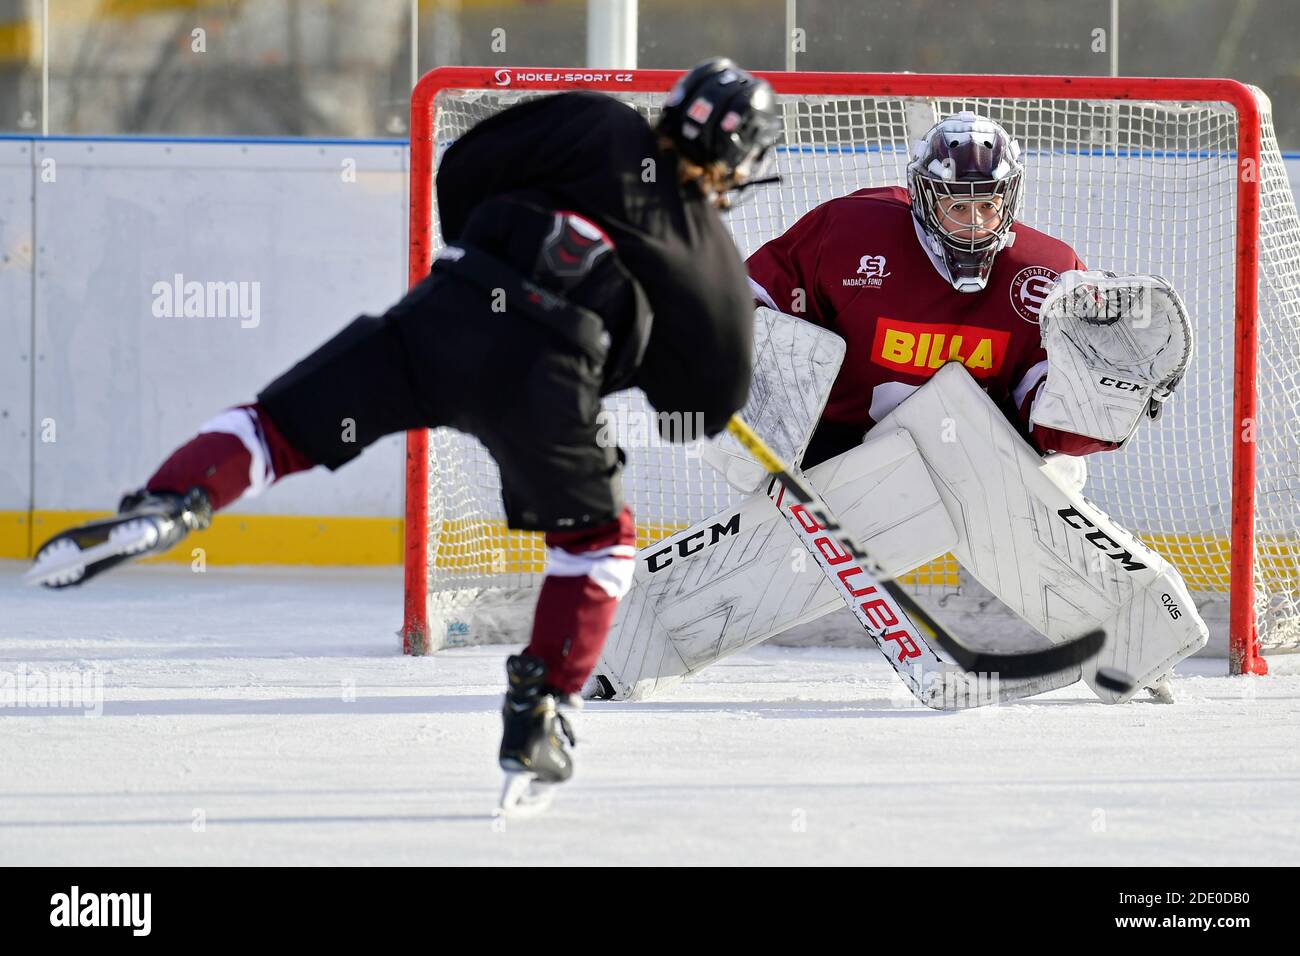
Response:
24,487,212,588
496,654,577,817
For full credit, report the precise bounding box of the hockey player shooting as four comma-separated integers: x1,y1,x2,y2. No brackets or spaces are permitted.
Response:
588,111,1208,707
25,58,783,813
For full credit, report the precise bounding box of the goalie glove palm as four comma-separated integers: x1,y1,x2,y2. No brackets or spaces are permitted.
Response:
1032,270,1194,443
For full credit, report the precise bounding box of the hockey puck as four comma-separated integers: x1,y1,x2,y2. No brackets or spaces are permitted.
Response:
1094,666,1136,694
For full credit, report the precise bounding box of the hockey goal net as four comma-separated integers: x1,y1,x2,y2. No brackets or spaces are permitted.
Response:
404,67,1300,675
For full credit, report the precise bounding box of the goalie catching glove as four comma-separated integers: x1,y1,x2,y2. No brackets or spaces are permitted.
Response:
1031,270,1194,445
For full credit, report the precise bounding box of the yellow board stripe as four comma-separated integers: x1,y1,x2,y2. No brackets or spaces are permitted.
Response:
898,554,963,588
4,509,1296,592
2,510,402,566
0,510,30,559
425,520,1297,595
49,0,226,22
428,520,688,575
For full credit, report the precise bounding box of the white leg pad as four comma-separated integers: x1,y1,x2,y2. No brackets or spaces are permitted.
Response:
597,427,958,700
699,306,847,494
873,363,1209,703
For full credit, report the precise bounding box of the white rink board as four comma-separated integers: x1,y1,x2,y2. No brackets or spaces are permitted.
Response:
19,138,407,517
1,136,1298,525
0,141,34,515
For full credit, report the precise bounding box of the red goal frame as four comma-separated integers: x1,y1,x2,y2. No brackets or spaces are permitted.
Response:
402,67,1267,676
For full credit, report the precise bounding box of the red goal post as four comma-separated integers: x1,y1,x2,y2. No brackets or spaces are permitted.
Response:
404,67,1286,676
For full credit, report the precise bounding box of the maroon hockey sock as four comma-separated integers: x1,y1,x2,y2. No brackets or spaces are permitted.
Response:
147,431,251,511
145,403,315,511
525,508,637,695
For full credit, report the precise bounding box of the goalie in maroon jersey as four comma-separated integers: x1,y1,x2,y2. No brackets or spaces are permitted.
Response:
585,111,1206,707
729,112,1204,702
748,110,1115,470
25,58,782,812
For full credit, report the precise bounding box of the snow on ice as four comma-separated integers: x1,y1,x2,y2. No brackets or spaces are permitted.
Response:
1,560,1298,865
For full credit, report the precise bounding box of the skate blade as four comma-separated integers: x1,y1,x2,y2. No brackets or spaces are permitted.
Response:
23,519,161,588
495,771,557,819
23,537,117,588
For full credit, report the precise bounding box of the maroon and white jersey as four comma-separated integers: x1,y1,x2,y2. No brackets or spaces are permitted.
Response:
746,186,1109,456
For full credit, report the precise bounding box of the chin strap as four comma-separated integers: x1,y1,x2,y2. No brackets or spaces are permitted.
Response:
733,173,782,191
710,173,783,211
724,174,783,204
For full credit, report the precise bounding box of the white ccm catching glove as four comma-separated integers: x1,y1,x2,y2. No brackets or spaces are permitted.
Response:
1031,270,1194,446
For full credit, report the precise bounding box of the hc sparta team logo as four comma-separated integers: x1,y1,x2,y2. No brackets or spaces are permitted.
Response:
1010,266,1059,323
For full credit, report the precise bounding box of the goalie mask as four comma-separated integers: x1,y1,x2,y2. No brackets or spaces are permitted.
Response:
907,112,1024,293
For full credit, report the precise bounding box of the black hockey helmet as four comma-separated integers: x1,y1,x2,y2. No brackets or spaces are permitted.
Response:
658,58,781,190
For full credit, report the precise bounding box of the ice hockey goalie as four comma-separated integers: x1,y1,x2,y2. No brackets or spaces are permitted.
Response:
588,112,1209,707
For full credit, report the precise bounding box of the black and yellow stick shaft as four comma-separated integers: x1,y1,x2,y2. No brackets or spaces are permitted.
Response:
724,415,1106,679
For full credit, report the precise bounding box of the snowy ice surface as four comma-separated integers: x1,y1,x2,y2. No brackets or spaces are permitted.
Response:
1,559,1298,866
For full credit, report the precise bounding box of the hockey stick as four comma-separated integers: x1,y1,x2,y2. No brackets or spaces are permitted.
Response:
726,415,1107,680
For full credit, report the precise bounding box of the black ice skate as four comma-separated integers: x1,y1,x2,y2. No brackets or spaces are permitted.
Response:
24,488,212,588
496,654,577,817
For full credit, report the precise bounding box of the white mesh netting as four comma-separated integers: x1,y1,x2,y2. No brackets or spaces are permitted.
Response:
416,83,1300,655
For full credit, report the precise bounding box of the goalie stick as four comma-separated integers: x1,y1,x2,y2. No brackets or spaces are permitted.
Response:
725,415,1110,681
